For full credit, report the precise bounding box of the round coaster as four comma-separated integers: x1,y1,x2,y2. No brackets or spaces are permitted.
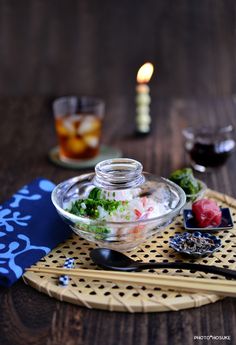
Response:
48,145,122,169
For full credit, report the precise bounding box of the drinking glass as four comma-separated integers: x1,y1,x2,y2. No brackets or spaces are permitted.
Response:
182,125,235,172
53,96,104,162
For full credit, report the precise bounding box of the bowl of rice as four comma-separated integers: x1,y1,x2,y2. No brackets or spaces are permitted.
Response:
52,158,186,251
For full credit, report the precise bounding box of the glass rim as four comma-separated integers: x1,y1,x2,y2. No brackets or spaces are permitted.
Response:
53,96,105,115
53,95,105,106
182,125,234,140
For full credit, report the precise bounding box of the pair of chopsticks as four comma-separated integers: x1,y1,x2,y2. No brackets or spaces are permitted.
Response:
25,266,236,297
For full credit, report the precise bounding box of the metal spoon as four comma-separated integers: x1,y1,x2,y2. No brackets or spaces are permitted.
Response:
90,248,236,279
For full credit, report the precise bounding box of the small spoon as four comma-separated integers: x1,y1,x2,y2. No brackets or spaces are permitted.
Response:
90,248,236,279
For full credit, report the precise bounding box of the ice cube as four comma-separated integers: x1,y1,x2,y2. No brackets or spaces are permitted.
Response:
77,116,100,135
83,135,99,148
56,117,76,136
63,119,76,134
66,137,86,153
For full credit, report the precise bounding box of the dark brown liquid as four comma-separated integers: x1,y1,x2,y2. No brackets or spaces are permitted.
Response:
55,114,102,160
189,140,234,167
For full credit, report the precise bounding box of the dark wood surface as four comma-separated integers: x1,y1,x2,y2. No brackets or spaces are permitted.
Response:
0,0,236,99
1,1,236,344
0,96,236,345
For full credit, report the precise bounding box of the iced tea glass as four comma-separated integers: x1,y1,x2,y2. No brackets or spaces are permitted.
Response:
53,96,104,162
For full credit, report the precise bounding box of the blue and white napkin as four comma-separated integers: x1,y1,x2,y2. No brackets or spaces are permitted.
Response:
0,178,71,287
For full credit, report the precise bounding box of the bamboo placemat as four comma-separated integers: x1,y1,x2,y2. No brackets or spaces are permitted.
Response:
23,189,236,313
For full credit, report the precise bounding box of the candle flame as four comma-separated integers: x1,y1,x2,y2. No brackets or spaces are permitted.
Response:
137,62,154,83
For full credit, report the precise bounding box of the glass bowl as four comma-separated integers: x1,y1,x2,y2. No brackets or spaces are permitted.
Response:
51,158,186,251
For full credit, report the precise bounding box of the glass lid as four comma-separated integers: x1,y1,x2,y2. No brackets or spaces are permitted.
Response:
61,158,186,223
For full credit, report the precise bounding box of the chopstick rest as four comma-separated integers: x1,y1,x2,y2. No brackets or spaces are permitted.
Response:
59,258,75,286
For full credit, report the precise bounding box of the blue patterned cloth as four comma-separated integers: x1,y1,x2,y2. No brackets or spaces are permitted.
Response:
0,178,71,287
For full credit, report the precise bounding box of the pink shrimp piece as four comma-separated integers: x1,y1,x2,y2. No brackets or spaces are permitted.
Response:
134,209,142,219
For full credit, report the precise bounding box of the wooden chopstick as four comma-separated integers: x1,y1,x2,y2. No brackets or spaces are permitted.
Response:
25,266,236,297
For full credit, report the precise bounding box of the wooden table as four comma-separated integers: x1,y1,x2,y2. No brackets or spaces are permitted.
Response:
0,96,236,345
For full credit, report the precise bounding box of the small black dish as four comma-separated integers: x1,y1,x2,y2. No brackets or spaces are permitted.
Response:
183,208,233,231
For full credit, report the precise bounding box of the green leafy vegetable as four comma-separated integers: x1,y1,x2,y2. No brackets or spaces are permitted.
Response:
88,187,102,200
69,187,125,219
169,168,201,200
75,222,110,240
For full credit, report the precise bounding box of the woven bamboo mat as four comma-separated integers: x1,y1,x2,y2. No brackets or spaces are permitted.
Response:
23,189,236,313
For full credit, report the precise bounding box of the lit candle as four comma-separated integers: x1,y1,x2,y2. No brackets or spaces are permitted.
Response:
135,62,154,135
